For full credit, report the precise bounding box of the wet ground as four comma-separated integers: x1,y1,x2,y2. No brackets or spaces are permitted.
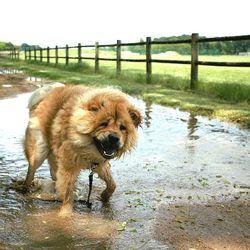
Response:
0,70,250,249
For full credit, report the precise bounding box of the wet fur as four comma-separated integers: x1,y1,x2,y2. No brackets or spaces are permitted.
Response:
24,84,141,215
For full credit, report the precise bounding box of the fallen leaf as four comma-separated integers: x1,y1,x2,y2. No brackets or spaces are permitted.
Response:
217,218,224,221
128,218,137,223
118,221,127,231
175,216,184,223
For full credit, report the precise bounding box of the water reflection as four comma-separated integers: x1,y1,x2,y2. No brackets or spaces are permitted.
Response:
25,211,118,247
1,208,118,249
25,76,44,83
144,101,152,128
187,114,199,140
185,114,199,158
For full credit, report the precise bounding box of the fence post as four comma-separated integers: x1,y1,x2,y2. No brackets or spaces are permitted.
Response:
116,40,121,75
47,47,50,63
25,49,27,61
34,48,37,61
29,48,31,60
55,46,58,65
95,42,99,72
65,44,69,65
190,33,199,90
78,43,82,64
146,37,152,84
40,48,43,62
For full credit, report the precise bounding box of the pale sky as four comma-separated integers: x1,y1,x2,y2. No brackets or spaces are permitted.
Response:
1,0,249,47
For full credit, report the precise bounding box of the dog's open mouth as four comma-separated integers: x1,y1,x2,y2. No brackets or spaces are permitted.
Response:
93,138,117,159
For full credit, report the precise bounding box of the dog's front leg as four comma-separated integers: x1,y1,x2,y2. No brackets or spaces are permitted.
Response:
56,144,80,215
94,162,116,203
56,166,80,216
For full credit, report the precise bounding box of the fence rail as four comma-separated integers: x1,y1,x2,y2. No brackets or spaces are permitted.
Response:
1,33,250,89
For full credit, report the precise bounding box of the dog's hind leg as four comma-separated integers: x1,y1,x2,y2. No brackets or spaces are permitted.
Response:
24,118,48,188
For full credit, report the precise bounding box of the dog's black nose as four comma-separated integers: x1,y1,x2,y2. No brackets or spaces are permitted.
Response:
108,133,120,145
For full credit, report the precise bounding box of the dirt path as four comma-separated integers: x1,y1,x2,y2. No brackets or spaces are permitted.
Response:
155,199,250,249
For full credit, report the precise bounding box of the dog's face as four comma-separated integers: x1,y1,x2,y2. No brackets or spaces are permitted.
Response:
70,89,142,160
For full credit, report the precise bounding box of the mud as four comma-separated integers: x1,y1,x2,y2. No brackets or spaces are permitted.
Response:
0,69,249,249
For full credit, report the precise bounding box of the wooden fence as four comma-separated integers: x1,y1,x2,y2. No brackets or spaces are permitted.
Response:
1,33,250,89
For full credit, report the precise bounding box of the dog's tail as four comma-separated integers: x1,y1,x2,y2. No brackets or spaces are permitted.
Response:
27,82,65,110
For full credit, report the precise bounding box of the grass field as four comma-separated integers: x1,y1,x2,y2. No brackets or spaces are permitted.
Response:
0,53,250,128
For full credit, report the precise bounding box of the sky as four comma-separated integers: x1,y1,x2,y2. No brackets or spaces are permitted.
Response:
1,0,249,47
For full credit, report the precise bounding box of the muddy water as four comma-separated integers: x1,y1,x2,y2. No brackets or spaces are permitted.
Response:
0,91,249,249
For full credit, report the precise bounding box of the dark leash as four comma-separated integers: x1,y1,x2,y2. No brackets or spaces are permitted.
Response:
85,162,99,208
86,171,94,208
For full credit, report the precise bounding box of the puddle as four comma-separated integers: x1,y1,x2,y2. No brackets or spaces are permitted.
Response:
0,68,23,74
25,76,44,83
0,91,250,249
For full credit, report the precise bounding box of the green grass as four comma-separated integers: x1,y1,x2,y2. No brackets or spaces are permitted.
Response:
0,57,250,129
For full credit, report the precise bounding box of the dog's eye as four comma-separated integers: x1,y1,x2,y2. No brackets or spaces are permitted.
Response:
99,121,108,128
120,125,127,131
89,106,98,112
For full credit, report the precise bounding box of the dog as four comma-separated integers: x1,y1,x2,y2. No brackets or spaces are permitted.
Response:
23,84,142,215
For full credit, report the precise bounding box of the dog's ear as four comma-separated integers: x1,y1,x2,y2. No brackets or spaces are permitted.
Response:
129,108,142,128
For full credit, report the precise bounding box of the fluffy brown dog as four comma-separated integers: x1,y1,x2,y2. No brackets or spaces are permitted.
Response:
24,84,141,215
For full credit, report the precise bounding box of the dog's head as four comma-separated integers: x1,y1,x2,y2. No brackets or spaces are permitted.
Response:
70,88,142,160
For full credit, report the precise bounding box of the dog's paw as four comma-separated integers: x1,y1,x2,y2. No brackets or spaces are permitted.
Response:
58,210,72,217
16,185,30,194
19,186,30,194
58,204,73,217
100,190,111,203
10,180,30,194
